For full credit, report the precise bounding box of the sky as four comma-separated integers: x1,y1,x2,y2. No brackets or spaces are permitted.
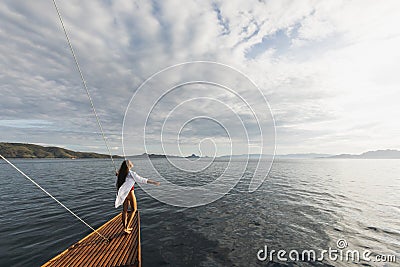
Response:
1,0,400,156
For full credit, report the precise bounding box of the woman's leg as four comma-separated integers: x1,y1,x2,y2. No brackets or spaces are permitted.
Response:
123,191,136,231
122,198,130,233
129,191,137,213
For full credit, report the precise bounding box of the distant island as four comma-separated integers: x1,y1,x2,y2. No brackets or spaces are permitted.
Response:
1,143,399,159
326,149,400,159
129,153,200,159
219,149,400,159
130,153,180,159
0,142,122,159
0,143,201,159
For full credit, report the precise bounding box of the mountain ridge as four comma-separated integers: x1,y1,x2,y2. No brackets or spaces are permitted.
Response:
1,143,399,159
327,149,400,159
0,142,122,159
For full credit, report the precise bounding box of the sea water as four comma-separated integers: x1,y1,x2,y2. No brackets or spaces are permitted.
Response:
0,158,399,266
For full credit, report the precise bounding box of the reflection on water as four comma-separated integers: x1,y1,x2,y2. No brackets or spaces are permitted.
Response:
0,158,399,266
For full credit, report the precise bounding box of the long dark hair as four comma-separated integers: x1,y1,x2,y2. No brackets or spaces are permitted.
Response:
117,160,130,190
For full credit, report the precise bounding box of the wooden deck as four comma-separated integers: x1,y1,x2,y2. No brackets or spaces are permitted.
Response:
42,211,141,267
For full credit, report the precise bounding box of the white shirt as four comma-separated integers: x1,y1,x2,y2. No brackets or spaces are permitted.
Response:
114,171,148,208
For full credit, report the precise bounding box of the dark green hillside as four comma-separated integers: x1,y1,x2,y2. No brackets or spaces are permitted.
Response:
0,142,121,159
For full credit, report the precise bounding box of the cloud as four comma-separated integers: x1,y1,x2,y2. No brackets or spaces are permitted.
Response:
0,119,52,128
1,0,400,155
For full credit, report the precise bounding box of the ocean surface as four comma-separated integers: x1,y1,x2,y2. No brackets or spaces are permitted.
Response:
0,158,399,266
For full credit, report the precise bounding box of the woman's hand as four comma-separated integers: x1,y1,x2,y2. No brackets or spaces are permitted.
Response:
147,179,160,186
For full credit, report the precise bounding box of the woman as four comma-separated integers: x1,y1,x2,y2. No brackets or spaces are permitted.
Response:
115,159,160,234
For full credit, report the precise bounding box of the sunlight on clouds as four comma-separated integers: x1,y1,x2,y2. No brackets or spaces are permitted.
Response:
0,0,399,154
0,119,52,129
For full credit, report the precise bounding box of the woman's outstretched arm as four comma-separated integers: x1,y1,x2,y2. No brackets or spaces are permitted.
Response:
132,172,160,186
147,179,160,186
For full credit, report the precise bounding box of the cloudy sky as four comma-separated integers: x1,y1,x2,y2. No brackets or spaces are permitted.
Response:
1,0,400,156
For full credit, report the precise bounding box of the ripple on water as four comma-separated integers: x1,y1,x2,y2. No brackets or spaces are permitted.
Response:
1,159,399,266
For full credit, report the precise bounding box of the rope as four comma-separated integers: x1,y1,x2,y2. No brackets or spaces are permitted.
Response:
0,154,109,242
2,0,122,242
52,0,117,173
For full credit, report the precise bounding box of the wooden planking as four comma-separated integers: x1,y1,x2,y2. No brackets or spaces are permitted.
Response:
42,211,141,267
53,215,119,267
49,214,121,267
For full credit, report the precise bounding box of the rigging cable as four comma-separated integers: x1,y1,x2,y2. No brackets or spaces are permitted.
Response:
0,0,121,243
52,0,117,173
0,154,109,242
